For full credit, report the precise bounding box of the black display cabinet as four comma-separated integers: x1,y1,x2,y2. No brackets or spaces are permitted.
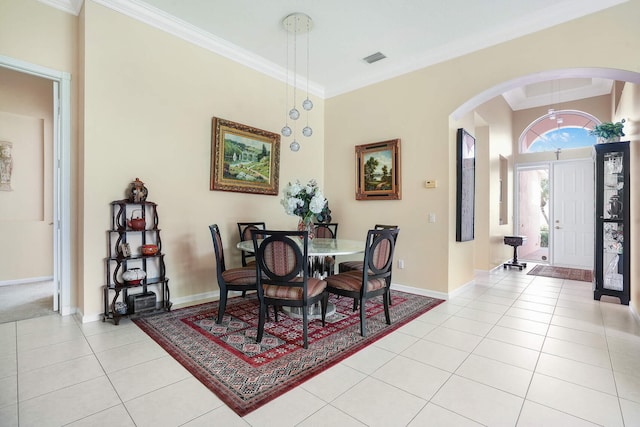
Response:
593,141,630,305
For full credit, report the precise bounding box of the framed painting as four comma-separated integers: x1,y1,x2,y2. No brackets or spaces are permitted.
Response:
211,117,280,195
456,128,475,241
355,139,401,200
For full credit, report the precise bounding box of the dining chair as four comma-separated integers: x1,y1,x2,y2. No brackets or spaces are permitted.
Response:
209,224,258,324
313,222,338,239
325,227,399,337
338,224,398,273
252,229,328,349
237,222,266,267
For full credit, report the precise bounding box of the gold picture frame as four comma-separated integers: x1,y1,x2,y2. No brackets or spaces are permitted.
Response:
211,117,281,195
355,139,401,200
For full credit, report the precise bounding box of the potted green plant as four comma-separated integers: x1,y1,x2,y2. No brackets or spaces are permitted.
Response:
590,119,626,143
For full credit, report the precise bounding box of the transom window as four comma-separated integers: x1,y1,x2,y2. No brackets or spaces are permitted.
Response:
519,110,600,153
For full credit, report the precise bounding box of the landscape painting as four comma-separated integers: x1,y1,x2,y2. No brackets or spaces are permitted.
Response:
355,139,401,200
211,117,280,195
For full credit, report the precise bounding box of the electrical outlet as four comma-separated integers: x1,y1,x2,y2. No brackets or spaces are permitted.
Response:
425,180,437,188
428,213,436,223
398,259,405,269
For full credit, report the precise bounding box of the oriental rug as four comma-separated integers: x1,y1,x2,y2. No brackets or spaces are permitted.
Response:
133,290,443,416
527,265,593,282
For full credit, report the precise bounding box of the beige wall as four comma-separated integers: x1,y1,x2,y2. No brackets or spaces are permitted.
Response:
79,2,325,317
3,0,640,319
474,96,515,269
325,0,640,297
616,83,640,309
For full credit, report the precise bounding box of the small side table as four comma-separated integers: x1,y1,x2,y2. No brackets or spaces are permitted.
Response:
503,236,527,270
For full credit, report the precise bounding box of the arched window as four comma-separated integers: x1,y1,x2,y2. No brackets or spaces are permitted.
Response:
519,110,600,153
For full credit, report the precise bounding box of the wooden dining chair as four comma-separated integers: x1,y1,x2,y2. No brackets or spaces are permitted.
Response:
251,229,328,349
237,222,266,267
209,224,258,324
338,224,397,273
313,222,338,239
325,227,399,337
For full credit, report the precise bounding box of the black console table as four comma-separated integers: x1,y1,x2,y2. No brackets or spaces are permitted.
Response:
503,236,527,270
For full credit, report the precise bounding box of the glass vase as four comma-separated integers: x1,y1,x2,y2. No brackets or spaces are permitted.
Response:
297,219,315,240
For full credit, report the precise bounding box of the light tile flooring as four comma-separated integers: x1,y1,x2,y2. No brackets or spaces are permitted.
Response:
2,265,640,426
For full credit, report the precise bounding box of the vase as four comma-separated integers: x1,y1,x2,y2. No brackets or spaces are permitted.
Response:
597,136,621,144
127,177,148,202
297,219,315,240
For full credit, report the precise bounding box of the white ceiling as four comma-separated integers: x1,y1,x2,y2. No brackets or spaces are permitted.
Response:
44,0,628,107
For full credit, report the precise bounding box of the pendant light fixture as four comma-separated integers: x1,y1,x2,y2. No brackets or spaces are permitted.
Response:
281,13,313,152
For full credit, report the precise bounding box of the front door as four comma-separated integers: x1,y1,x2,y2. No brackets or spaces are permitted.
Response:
552,159,594,268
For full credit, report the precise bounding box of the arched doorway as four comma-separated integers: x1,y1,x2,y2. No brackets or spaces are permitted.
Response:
450,67,640,269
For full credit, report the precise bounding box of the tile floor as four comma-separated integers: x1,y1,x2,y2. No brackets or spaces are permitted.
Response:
2,265,640,426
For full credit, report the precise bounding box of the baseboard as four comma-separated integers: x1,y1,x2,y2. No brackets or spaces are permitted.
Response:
79,290,223,323
391,282,449,300
630,301,640,323
171,290,221,307
0,276,53,287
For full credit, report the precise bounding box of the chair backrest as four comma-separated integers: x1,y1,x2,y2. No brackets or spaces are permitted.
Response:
362,228,400,293
237,222,266,266
251,229,310,301
374,224,398,230
313,222,338,239
209,224,226,275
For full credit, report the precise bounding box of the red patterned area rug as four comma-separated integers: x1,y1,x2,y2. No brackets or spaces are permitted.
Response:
133,290,443,416
527,265,593,282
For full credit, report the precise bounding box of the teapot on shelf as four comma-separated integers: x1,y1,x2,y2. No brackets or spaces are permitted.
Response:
127,209,146,230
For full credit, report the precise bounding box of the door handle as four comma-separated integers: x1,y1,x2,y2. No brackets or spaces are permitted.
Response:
555,226,561,229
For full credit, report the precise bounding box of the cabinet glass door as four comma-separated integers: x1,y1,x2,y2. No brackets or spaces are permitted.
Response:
602,222,623,291
601,150,624,291
602,152,624,220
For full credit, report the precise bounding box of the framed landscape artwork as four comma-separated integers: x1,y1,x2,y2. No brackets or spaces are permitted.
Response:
210,117,281,195
355,139,401,200
456,128,475,242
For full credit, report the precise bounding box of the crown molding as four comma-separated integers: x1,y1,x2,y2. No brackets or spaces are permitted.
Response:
37,0,83,15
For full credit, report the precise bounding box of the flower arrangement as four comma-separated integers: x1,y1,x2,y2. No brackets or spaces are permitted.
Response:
281,179,332,224
590,119,626,141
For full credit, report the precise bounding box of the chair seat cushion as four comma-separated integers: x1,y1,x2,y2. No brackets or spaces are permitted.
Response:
338,260,364,273
221,267,256,285
326,270,386,293
263,277,327,300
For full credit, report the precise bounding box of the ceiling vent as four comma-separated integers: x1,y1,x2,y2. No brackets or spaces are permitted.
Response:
363,52,386,64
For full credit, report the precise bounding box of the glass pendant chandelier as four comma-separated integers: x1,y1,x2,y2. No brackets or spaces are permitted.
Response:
281,13,313,152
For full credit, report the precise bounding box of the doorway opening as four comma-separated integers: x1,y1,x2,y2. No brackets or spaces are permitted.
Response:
516,160,595,268
0,54,72,317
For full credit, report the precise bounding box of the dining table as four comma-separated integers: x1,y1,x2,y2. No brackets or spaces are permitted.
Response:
236,237,365,319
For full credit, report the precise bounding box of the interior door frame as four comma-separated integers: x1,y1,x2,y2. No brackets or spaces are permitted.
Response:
0,54,72,315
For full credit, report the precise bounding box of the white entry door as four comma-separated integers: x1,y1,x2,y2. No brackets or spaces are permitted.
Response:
552,159,594,268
